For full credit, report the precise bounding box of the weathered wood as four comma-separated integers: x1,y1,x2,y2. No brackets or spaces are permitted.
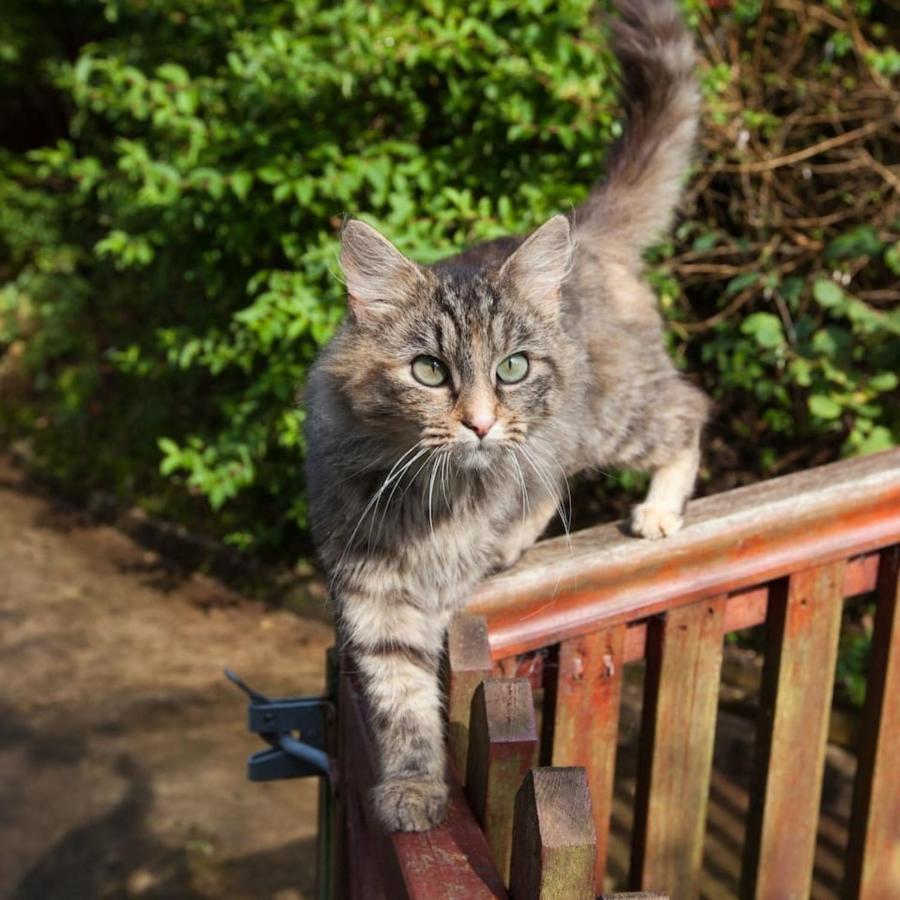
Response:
548,625,625,890
340,666,508,899
316,646,339,900
630,597,725,898
469,449,900,658
845,545,900,899
623,549,878,662
446,613,493,782
599,895,669,899
339,666,387,900
509,768,596,900
740,561,846,900
466,678,538,884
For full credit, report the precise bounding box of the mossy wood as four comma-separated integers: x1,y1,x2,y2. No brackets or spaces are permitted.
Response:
547,626,625,889
508,768,596,900
630,597,726,895
740,562,845,899
465,678,538,885
446,613,493,783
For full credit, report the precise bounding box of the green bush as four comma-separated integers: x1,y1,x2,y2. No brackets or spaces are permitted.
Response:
1,0,898,556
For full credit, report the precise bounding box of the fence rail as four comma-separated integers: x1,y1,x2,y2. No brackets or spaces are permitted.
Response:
328,448,900,898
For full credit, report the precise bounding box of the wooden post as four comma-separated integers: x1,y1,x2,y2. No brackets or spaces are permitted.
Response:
466,678,538,883
630,597,725,897
508,767,596,900
550,625,625,889
317,646,339,900
340,666,508,899
446,613,493,782
741,561,846,899
845,545,900,898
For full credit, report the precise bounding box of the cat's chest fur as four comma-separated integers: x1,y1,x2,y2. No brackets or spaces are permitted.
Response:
331,472,521,611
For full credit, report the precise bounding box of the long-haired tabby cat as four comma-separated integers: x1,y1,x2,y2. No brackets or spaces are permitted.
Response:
305,0,707,831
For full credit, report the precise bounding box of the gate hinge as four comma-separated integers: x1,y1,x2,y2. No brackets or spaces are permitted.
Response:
226,669,335,785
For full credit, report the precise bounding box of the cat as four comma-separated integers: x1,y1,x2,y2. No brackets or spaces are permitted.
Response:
304,0,708,832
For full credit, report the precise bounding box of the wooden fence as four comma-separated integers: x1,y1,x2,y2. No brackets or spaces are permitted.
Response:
323,448,900,898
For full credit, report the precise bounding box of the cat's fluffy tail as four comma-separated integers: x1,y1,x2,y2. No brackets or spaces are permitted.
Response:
579,0,700,259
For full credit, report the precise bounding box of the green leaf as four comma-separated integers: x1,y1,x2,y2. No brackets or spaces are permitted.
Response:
813,279,845,308
229,172,253,200
740,312,784,348
856,426,895,455
869,371,898,392
724,271,760,298
885,242,900,276
825,225,884,260
808,394,843,420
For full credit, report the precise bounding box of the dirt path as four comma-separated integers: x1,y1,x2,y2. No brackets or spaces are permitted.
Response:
0,461,334,899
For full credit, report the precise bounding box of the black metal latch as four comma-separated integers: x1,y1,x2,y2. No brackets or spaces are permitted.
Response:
225,669,334,785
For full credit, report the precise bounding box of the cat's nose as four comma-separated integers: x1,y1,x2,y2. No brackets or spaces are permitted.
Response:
462,414,497,439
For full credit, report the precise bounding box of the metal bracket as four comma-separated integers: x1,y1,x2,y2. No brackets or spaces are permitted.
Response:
226,669,334,785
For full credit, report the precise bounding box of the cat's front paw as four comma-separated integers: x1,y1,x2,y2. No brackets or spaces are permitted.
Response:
373,776,448,832
488,545,525,574
631,503,683,540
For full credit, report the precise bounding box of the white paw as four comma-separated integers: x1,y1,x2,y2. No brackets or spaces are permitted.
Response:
631,503,683,540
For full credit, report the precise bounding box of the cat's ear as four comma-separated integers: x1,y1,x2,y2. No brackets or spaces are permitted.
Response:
499,214,574,315
340,219,424,324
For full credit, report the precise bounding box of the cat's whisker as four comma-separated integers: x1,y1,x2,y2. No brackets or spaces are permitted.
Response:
370,445,434,547
333,442,429,576
532,444,574,533
515,443,573,556
427,451,442,537
506,448,529,525
439,451,452,509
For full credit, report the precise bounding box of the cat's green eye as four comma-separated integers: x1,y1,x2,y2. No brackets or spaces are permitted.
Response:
496,353,529,385
412,355,449,387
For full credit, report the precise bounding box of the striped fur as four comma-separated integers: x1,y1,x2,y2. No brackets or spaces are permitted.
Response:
305,0,707,832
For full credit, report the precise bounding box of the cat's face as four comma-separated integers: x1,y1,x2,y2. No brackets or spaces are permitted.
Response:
329,217,574,471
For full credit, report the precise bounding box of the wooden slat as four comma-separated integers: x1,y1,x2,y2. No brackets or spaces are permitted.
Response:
845,545,900,898
339,668,508,899
470,449,900,658
622,551,878,662
509,767,596,900
599,895,669,899
630,597,726,897
740,561,846,899
549,625,625,890
466,678,538,883
446,613,493,782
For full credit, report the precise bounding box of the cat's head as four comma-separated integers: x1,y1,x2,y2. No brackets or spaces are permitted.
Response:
326,216,576,470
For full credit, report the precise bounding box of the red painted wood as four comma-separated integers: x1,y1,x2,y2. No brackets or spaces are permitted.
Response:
549,626,625,891
630,598,725,897
470,451,900,659
740,562,846,899
500,552,878,669
845,545,900,899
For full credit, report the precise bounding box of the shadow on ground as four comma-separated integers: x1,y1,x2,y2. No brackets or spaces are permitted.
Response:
0,459,332,899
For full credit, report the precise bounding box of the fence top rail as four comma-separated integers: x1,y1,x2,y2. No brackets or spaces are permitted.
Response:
469,448,900,660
